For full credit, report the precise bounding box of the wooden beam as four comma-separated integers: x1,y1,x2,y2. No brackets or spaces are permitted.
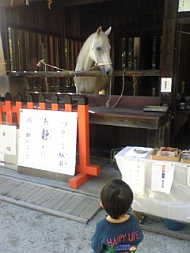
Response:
60,0,114,7
0,0,42,7
0,0,113,8
8,70,160,78
177,17,190,24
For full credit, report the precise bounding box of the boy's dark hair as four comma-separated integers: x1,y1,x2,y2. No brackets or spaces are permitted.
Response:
100,179,133,219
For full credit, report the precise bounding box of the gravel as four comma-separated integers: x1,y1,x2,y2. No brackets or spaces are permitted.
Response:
0,200,190,253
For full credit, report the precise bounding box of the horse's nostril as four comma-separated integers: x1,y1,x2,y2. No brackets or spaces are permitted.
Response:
107,68,113,76
101,66,113,76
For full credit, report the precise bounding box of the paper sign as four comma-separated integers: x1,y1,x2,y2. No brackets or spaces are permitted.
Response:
187,166,190,188
18,109,78,176
122,160,145,194
0,152,4,162
0,125,16,155
178,0,190,12
161,78,172,93
151,162,175,194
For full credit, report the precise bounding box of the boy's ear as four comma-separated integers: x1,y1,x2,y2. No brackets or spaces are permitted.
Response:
100,201,104,208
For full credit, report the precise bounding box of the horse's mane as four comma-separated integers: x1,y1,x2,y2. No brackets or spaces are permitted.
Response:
75,33,95,71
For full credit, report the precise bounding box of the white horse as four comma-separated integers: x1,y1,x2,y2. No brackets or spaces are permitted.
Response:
74,26,113,94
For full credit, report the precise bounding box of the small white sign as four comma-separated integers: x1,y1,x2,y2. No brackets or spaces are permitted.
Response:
187,166,190,187
122,160,146,194
0,125,17,155
161,78,172,93
151,162,175,194
0,152,4,162
178,0,190,12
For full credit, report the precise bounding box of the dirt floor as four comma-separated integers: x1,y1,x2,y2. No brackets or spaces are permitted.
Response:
1,200,190,253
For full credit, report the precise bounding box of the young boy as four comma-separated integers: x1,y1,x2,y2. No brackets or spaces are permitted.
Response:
91,179,143,253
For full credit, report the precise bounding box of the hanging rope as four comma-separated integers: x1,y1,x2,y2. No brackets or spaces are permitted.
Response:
37,59,128,107
47,0,53,9
178,30,190,35
36,59,98,74
106,68,128,108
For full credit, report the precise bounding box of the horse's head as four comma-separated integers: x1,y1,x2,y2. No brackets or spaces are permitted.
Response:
90,26,113,77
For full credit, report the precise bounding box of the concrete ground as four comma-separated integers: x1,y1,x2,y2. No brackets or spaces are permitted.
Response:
0,200,190,253
0,161,190,252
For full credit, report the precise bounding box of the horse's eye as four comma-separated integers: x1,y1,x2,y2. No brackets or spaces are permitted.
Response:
96,46,101,51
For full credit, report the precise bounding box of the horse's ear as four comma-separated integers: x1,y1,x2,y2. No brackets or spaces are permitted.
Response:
104,27,112,36
96,26,102,34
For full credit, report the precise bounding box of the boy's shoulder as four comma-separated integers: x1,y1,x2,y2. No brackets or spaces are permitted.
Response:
97,217,108,226
129,214,139,221
97,214,138,227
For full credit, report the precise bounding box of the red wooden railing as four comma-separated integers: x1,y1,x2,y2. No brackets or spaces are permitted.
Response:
0,92,100,189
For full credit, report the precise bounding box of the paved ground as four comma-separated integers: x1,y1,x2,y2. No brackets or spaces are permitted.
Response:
0,174,100,224
1,200,190,253
0,162,190,252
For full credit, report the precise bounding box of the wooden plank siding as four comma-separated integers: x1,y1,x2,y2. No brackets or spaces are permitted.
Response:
1,0,190,152
1,0,166,95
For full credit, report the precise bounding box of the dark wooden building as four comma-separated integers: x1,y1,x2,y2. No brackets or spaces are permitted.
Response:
0,0,190,157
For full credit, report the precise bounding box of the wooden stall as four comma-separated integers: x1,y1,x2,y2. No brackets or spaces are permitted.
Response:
0,0,190,156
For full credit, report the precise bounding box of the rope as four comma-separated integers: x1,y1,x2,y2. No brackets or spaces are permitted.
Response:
37,59,106,75
132,77,138,96
44,62,49,92
106,68,127,108
179,30,190,35
37,59,113,96
37,59,129,108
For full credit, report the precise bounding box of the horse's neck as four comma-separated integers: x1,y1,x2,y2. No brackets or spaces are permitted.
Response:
75,36,95,71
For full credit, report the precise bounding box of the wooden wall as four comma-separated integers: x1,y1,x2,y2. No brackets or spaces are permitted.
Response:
64,0,165,96
1,1,67,92
1,0,190,154
1,0,166,95
1,0,165,95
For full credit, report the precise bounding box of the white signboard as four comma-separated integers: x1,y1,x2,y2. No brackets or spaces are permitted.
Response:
187,166,190,188
178,0,190,12
121,160,146,194
161,78,172,93
18,109,78,176
151,162,175,194
0,124,16,155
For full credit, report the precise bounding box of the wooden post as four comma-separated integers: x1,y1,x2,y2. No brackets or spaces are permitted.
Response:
0,97,2,124
38,94,46,110
64,95,73,112
51,94,59,111
26,93,35,110
0,31,6,75
69,96,100,189
12,93,22,126
160,0,179,108
4,93,12,124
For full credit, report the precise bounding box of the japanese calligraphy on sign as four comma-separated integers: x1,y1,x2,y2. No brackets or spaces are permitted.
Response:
121,160,146,194
18,109,78,175
151,161,175,194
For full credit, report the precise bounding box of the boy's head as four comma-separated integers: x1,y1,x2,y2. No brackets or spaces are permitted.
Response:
100,179,133,219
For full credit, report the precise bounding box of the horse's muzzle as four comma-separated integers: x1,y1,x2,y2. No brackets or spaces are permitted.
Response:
101,65,113,77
